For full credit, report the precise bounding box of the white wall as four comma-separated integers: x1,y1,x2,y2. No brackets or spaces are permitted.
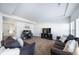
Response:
16,21,34,37
3,17,35,37
33,17,70,37
34,22,69,37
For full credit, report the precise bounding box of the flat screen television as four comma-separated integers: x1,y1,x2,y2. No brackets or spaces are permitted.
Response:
42,28,51,33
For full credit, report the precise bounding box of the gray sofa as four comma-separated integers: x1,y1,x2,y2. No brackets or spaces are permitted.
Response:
51,35,78,55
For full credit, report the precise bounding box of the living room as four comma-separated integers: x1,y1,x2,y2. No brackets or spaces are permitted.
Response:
0,3,79,55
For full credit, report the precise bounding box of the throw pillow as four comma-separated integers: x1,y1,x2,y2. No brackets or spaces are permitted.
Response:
17,37,24,47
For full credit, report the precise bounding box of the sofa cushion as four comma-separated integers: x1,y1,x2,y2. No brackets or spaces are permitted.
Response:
20,42,35,55
55,40,65,47
0,48,20,55
3,36,21,48
8,40,21,48
0,46,6,54
64,40,78,54
54,44,64,50
51,48,72,55
59,36,67,43
64,35,74,44
69,40,77,53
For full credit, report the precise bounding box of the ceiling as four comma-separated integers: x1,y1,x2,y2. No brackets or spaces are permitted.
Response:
0,3,79,22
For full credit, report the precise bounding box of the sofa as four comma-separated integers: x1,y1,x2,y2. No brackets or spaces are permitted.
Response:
51,35,78,55
1,36,35,55
21,30,33,40
51,48,72,55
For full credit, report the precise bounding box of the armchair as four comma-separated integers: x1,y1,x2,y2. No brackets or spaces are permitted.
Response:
21,30,33,40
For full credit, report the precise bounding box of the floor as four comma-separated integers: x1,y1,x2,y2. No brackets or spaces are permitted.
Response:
24,37,55,55
77,47,79,55
76,46,79,55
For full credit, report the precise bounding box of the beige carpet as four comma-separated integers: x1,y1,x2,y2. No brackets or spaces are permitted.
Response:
24,37,55,55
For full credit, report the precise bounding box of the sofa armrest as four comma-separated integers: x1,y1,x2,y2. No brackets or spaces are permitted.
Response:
55,40,65,47
51,48,72,55
54,40,65,50
54,44,64,50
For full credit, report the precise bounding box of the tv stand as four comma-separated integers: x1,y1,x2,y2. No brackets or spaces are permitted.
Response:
41,33,52,40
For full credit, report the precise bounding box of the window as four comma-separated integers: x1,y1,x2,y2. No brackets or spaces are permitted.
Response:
71,21,75,35
76,18,79,37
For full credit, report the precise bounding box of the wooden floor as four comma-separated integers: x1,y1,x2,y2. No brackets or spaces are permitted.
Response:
75,46,79,55
24,37,55,55
77,47,79,55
